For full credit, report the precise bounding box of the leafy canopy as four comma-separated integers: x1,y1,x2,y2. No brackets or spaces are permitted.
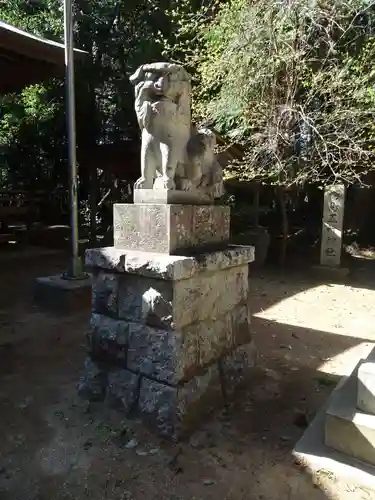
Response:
164,0,375,186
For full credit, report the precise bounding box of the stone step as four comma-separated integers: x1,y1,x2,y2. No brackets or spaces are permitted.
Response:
325,352,375,466
358,361,375,415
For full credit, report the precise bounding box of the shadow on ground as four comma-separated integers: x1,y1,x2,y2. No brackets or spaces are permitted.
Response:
0,249,374,499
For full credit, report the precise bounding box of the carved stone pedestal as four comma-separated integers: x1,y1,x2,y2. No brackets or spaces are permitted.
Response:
113,202,230,254
80,216,255,440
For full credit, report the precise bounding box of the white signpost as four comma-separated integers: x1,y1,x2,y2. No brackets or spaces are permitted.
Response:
320,184,346,267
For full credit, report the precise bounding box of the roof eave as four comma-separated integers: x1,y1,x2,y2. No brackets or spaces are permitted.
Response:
0,20,88,67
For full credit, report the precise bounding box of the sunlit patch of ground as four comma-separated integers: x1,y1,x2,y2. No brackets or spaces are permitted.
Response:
252,280,375,376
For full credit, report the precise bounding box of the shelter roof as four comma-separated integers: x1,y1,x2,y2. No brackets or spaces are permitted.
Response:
0,20,87,94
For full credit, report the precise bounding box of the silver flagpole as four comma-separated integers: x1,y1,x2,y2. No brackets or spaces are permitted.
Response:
63,0,83,278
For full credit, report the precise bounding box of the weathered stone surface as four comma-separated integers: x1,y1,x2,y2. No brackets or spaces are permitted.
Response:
88,314,129,362
138,364,222,439
133,188,212,205
86,245,254,281
357,362,375,415
107,368,139,413
113,203,230,254
138,379,178,438
170,205,229,253
85,247,127,271
89,293,251,384
230,303,252,346
127,324,197,384
186,303,252,368
125,302,251,382
118,275,172,327
92,270,118,317
173,265,248,328
220,342,257,398
78,357,108,402
117,265,248,330
179,364,223,423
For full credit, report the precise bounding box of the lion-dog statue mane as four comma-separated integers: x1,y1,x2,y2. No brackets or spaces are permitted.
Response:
129,62,223,199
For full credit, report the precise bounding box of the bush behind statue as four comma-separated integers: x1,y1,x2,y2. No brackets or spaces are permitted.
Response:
162,0,375,189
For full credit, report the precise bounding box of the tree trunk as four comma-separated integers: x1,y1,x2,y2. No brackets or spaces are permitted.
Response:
277,187,289,268
89,167,97,246
253,182,260,227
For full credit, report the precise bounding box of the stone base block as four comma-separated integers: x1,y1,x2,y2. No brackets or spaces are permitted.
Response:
87,305,253,387
325,366,375,466
107,368,140,412
80,342,255,440
78,357,108,402
139,364,223,439
357,361,375,414
34,274,92,314
86,245,254,280
220,341,257,397
88,246,254,336
113,203,230,254
86,246,254,385
81,244,255,439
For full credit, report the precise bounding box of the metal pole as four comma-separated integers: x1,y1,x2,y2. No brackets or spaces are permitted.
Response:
63,0,83,279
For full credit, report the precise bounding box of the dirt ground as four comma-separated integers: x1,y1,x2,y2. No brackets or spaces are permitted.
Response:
1,248,375,500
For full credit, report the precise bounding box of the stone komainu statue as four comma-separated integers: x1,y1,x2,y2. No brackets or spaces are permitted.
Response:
129,62,224,199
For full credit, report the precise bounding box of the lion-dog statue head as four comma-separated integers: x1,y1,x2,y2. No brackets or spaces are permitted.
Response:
129,63,192,189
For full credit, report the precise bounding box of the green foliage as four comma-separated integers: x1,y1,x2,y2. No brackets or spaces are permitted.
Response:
0,0,63,39
0,1,174,192
0,1,65,190
2,0,375,197
164,0,375,187
160,0,222,114
73,0,170,144
0,82,65,190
